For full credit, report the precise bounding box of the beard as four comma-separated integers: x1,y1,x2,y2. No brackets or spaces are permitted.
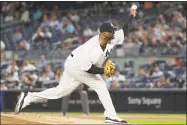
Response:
107,35,114,41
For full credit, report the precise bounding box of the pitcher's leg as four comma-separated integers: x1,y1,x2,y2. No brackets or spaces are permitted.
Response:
84,75,117,117
20,71,81,110
61,94,70,116
82,75,127,124
94,84,116,117
79,90,90,115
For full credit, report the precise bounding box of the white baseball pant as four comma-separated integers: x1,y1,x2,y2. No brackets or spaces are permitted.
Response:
23,54,117,117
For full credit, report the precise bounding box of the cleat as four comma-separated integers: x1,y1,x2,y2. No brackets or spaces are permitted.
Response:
105,117,127,124
15,92,27,114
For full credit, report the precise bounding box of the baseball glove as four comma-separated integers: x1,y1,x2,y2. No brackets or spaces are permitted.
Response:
104,60,116,77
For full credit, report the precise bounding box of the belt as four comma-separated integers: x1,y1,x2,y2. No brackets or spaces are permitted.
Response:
71,53,74,57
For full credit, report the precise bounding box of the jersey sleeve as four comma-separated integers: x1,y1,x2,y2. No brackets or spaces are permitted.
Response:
111,29,125,45
80,47,100,71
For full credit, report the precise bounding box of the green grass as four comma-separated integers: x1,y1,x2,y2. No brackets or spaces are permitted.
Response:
129,119,186,124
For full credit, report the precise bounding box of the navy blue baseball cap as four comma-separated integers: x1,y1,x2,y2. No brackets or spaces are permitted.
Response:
99,21,117,32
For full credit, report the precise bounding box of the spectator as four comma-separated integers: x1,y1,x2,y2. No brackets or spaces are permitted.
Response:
0,49,6,66
0,41,6,66
12,54,23,67
13,28,23,43
154,23,164,40
41,14,50,28
147,57,157,75
17,39,30,51
20,8,30,24
52,5,61,18
139,36,149,53
102,75,112,89
66,22,75,34
12,54,19,63
4,61,20,89
112,70,126,82
110,80,120,89
33,8,43,20
4,12,14,22
69,12,80,23
145,71,152,84
21,70,38,89
151,65,164,78
0,41,6,51
32,27,45,41
146,26,154,39
63,17,75,34
146,82,155,88
154,76,165,88
22,59,37,72
45,64,54,80
83,25,95,38
44,27,52,40
162,77,174,88
54,68,63,80
174,56,183,68
1,2,11,15
121,80,134,88
0,83,8,90
38,55,48,69
173,12,185,28
181,73,186,88
159,14,166,25
56,17,64,31
49,14,59,28
6,61,19,75
149,37,158,48
158,37,169,54
5,61,19,80
39,71,50,81
134,67,146,82
155,81,163,88
4,73,19,89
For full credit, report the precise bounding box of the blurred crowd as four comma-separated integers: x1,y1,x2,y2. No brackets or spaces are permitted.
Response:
102,56,186,89
0,53,186,90
1,2,186,55
1,2,30,24
0,2,186,90
123,10,186,56
1,54,63,90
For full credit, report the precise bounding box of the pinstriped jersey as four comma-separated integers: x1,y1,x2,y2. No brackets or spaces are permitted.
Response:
71,29,124,71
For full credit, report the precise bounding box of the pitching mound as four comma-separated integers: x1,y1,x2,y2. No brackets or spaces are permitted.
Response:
1,113,104,124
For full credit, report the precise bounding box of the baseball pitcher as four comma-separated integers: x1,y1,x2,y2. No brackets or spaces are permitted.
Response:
15,5,137,124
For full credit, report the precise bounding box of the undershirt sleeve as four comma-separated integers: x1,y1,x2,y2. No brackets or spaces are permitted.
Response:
86,64,104,74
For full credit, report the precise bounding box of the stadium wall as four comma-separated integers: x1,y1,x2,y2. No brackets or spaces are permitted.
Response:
1,89,186,113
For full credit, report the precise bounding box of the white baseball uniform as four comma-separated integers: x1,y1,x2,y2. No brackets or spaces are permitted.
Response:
22,29,124,117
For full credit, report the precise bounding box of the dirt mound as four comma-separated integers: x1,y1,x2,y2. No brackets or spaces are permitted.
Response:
1,113,104,124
